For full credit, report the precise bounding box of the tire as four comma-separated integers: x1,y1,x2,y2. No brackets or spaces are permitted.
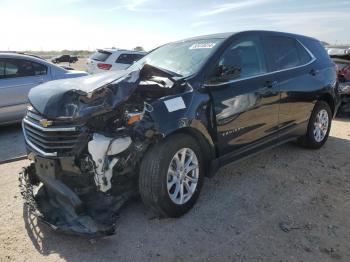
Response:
298,101,332,149
139,134,204,218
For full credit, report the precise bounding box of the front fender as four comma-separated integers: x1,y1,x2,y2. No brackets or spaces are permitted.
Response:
132,89,216,159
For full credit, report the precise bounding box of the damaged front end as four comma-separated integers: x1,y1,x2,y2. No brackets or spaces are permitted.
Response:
19,64,192,236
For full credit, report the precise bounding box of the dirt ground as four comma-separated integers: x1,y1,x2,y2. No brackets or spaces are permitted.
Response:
0,118,349,262
56,58,88,72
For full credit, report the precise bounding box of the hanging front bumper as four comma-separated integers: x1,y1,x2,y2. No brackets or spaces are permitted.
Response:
19,162,133,237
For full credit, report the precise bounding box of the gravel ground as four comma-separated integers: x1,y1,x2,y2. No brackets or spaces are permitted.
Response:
0,124,25,161
59,58,88,72
0,118,350,262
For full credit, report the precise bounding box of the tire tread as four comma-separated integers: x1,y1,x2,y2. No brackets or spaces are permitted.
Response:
139,134,203,217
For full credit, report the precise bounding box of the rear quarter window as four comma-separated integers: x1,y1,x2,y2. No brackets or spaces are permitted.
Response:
264,35,312,71
309,40,331,61
32,61,47,75
91,51,112,62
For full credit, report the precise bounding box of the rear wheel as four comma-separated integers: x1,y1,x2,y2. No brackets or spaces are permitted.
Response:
298,101,332,149
139,134,204,217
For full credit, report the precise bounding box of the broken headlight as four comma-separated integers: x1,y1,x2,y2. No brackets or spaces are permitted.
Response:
126,112,143,125
125,102,153,126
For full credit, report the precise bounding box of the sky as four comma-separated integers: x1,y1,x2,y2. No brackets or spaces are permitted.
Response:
0,0,349,51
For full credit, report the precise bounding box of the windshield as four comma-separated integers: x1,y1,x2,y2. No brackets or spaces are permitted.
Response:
129,38,224,77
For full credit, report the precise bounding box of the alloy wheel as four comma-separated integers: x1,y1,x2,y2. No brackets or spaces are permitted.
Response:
313,109,329,142
166,148,199,205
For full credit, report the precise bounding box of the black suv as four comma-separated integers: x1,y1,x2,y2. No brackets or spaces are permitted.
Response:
21,31,340,236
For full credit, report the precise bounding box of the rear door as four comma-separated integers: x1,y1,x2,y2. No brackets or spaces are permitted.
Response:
262,35,318,137
0,58,48,123
206,35,281,155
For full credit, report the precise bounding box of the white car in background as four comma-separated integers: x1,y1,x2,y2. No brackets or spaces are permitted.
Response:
87,48,146,74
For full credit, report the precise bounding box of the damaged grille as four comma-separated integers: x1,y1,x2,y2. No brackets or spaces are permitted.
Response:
23,107,83,156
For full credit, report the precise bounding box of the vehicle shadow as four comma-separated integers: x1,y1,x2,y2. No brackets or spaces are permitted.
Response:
335,115,350,123
22,204,117,260
0,123,26,161
22,135,350,261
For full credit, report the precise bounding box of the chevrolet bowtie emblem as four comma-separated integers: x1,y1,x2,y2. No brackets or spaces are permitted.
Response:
39,119,53,127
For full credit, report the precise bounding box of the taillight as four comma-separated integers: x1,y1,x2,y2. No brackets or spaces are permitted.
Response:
97,63,112,70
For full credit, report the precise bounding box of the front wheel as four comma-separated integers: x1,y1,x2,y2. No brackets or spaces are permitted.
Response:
298,101,332,149
139,134,204,218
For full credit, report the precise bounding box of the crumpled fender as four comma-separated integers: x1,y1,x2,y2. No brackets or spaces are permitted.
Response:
131,88,216,161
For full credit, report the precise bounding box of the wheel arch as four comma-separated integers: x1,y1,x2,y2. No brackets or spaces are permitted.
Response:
168,127,216,177
318,93,335,116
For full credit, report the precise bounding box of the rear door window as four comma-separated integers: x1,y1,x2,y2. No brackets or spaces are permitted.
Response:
264,36,312,71
91,50,112,62
5,60,20,78
4,59,38,78
116,53,144,64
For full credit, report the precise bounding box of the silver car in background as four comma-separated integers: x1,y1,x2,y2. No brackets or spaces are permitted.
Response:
0,53,88,125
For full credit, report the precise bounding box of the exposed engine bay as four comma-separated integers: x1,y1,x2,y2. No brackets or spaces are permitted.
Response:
19,64,193,236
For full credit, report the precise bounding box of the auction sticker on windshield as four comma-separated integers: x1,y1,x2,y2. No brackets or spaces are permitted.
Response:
164,97,186,112
189,43,216,49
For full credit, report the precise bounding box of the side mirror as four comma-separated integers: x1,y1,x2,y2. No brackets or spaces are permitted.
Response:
206,64,241,85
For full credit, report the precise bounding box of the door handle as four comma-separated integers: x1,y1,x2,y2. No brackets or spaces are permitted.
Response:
264,80,278,88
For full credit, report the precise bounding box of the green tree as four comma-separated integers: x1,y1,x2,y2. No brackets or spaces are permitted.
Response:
133,46,145,52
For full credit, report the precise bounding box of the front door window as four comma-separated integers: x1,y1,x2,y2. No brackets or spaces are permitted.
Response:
207,36,267,84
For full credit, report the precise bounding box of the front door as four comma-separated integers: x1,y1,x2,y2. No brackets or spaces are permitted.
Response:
205,35,280,155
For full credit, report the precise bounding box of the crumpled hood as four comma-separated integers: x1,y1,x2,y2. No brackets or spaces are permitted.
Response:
28,70,141,120
28,64,180,120
29,71,127,111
